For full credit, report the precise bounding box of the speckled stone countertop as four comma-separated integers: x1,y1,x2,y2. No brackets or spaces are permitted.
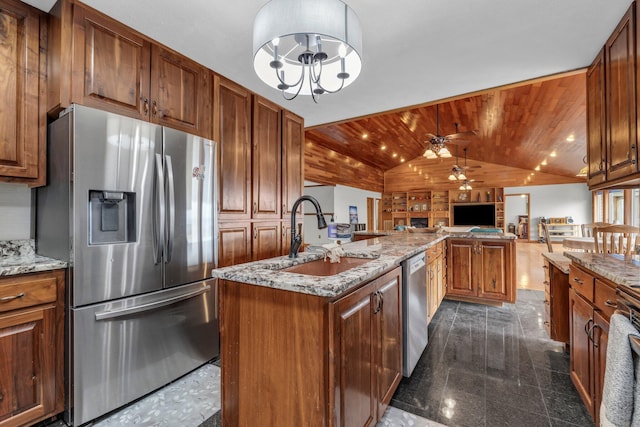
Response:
0,240,67,276
541,252,571,274
563,251,640,290
212,231,515,298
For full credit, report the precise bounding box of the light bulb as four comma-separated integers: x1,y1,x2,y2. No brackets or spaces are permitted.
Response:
272,37,280,47
458,173,467,180
338,43,347,58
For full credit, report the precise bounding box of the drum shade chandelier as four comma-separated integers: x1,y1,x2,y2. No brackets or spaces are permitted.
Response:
252,0,363,102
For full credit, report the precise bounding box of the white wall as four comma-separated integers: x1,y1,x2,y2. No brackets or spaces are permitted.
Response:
0,183,32,240
505,183,591,240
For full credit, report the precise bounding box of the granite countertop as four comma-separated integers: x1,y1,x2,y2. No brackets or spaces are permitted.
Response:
212,231,515,298
541,252,571,274
0,240,67,276
563,251,640,291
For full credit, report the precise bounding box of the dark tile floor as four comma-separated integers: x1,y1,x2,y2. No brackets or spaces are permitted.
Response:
390,289,594,427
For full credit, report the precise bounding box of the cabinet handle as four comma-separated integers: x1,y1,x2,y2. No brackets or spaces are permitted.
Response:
491,278,497,289
0,292,25,302
152,100,158,117
572,277,584,285
253,229,257,239
604,299,617,308
542,265,549,269
282,203,286,214
143,98,149,115
592,323,600,348
253,202,258,215
543,280,549,286
544,299,549,305
584,318,593,336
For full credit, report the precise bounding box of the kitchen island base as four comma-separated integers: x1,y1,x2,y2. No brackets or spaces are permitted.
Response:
219,267,402,427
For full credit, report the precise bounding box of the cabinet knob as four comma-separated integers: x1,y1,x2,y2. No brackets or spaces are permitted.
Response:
572,277,584,285
604,299,617,308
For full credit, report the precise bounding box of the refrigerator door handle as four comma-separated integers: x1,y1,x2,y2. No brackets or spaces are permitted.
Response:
165,154,176,263
94,285,211,321
153,153,165,264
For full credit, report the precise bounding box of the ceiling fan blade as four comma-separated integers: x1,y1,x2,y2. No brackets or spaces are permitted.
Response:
446,140,471,147
446,130,478,140
424,133,438,140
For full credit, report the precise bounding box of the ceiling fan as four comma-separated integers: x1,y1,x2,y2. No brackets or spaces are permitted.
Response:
448,147,481,181
423,106,478,159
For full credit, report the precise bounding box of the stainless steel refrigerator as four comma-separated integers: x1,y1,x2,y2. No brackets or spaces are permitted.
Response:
36,105,219,426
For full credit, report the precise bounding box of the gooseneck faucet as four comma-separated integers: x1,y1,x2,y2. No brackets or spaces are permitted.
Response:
289,195,328,258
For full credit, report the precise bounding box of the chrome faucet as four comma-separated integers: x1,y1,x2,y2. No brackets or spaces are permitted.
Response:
289,195,328,258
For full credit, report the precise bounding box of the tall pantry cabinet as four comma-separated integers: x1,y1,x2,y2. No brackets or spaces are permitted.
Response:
215,75,303,266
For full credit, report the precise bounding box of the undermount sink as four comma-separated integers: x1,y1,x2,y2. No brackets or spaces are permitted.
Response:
281,257,370,276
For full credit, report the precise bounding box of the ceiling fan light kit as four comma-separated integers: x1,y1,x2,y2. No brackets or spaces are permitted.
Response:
252,0,362,103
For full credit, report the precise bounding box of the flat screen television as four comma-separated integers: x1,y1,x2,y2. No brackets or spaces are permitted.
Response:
452,204,496,226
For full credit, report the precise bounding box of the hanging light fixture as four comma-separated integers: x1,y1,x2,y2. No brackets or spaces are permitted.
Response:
423,105,452,159
458,180,473,191
447,143,467,181
252,0,363,103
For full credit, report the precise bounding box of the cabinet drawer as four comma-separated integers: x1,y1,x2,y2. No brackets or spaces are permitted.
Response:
569,265,594,302
594,279,617,319
426,245,438,259
0,276,57,313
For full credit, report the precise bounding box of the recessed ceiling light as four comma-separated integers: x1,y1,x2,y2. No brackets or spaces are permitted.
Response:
541,159,547,166
550,151,557,157
530,172,535,176
400,157,405,162
392,153,397,158
362,133,368,139
566,135,575,142
534,165,541,171
381,145,386,150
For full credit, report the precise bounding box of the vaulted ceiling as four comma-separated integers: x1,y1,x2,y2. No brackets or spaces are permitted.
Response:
306,71,588,190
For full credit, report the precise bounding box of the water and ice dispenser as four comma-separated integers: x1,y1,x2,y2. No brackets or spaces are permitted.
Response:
88,190,136,244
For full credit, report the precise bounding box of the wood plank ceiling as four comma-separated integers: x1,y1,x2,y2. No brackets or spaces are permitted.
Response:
305,71,588,191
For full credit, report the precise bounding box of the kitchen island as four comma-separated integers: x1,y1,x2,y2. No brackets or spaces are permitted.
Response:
212,231,516,427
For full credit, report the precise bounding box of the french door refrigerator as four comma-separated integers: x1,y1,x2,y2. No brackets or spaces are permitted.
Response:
36,105,218,426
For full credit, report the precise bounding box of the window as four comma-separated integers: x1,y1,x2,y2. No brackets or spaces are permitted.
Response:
631,188,639,227
593,191,604,222
608,189,624,224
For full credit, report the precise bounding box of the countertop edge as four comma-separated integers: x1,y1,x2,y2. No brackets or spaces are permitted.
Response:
563,251,640,290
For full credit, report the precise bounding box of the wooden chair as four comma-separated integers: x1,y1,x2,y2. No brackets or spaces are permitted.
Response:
581,222,610,237
541,222,553,253
593,225,640,254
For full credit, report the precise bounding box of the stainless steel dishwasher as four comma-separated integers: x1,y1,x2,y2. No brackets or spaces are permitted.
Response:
401,251,428,377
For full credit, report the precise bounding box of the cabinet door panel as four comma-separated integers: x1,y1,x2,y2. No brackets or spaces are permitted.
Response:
333,289,375,427
72,6,150,119
215,76,251,218
593,311,609,427
151,46,211,138
252,96,281,219
477,242,508,301
218,223,251,267
252,222,281,261
569,288,594,417
447,240,475,297
605,6,637,180
0,307,54,425
282,111,303,217
586,49,607,186
0,1,41,179
375,273,402,419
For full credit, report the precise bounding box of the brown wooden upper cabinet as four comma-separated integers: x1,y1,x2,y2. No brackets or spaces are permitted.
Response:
252,96,282,219
587,2,640,188
48,0,211,138
214,75,252,218
281,110,304,218
586,49,607,187
0,0,47,186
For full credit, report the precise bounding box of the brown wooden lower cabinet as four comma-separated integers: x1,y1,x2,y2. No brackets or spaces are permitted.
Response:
220,267,402,427
543,259,570,344
0,269,65,427
568,264,613,425
426,241,446,323
446,238,515,304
